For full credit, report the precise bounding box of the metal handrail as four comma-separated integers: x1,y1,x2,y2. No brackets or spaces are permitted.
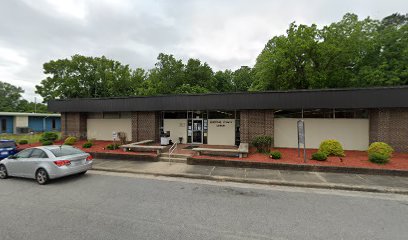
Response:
168,142,178,164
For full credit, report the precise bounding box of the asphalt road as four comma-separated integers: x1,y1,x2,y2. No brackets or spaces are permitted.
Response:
0,171,407,240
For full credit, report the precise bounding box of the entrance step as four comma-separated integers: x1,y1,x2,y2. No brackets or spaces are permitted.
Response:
159,153,192,158
158,156,187,163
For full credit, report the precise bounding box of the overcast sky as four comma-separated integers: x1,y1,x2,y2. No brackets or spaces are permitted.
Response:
1,0,407,101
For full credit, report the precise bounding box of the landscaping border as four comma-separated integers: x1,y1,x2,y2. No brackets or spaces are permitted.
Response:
89,152,158,161
187,157,408,177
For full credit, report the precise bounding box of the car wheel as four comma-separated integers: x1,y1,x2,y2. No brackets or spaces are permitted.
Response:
78,171,87,175
36,169,49,185
0,165,8,179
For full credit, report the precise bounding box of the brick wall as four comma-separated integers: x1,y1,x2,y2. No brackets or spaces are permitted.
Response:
131,112,160,142
240,110,274,145
61,112,87,139
369,108,408,152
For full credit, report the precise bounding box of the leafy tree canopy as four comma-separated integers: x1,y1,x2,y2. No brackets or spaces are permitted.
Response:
252,13,408,91
0,81,47,113
35,13,408,101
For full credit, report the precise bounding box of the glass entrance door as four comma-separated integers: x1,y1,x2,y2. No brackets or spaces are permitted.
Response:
192,119,203,144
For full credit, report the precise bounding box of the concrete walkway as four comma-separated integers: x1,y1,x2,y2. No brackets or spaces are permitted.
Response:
92,159,408,194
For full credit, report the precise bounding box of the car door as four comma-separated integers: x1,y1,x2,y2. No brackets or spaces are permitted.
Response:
6,148,33,177
21,149,49,178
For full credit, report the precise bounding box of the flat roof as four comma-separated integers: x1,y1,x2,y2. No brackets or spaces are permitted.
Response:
48,86,408,112
0,112,61,117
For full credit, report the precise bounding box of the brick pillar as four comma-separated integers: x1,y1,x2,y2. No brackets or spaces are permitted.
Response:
61,112,87,140
131,112,160,142
240,110,274,145
369,108,408,152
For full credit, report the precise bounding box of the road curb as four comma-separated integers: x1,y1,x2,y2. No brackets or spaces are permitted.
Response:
92,167,408,195
187,157,408,177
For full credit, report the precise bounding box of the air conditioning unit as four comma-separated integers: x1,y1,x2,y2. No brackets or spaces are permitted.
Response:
16,127,31,134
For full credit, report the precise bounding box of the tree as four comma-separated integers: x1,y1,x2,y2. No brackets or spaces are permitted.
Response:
0,81,47,113
251,13,407,91
174,84,210,94
213,70,234,92
252,23,319,90
0,81,24,112
16,100,48,113
35,13,408,98
184,58,214,91
317,13,380,88
232,66,253,91
356,13,408,86
145,53,186,95
35,55,140,101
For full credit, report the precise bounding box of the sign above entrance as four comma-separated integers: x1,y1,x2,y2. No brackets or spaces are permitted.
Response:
209,120,233,128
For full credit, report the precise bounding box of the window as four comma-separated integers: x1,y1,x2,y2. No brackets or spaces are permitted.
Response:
274,109,303,118
88,112,131,119
334,109,368,118
163,112,187,119
87,113,103,119
30,149,48,158
103,112,120,119
209,111,235,119
50,147,85,157
15,149,33,158
1,119,6,132
274,109,368,119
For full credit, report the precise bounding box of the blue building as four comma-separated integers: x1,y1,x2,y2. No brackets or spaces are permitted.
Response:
0,112,61,134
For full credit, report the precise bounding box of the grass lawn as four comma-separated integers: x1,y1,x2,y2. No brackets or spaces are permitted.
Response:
0,132,61,144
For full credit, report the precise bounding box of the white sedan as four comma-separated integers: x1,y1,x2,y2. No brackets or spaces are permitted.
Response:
0,145,93,184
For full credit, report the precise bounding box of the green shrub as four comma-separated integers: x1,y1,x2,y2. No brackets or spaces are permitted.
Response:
64,136,77,145
369,152,390,164
270,151,282,159
42,140,53,146
311,152,327,161
82,142,93,148
368,142,394,159
318,139,345,157
251,136,273,153
106,143,120,150
40,132,59,143
19,139,28,145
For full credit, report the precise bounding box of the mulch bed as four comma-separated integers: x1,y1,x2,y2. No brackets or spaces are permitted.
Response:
17,141,408,171
192,147,408,171
17,140,157,156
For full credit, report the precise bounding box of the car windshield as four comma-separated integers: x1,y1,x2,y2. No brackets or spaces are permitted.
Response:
0,142,16,148
50,147,85,157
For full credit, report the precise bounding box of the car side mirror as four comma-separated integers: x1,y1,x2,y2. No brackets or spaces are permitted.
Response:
8,155,17,159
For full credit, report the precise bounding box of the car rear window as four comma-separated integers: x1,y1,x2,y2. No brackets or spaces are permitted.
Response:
0,142,16,148
50,147,85,157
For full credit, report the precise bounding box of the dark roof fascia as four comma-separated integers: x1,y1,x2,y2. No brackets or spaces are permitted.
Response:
48,86,408,112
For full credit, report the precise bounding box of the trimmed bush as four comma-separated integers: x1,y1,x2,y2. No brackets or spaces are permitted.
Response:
369,152,389,164
106,143,120,150
251,136,273,153
19,139,28,145
40,132,59,143
368,142,394,159
311,152,327,161
42,140,53,146
318,139,345,157
82,142,93,148
270,151,282,159
64,136,77,145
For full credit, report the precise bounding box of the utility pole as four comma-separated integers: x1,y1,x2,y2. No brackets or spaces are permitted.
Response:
34,97,37,113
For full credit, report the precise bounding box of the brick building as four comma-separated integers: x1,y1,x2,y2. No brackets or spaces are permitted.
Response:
49,86,408,152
